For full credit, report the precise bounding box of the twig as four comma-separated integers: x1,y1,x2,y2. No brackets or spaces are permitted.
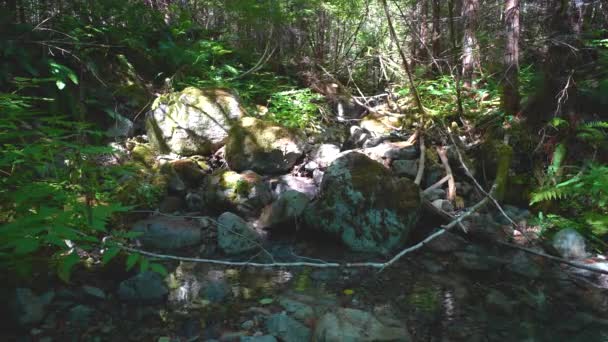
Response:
414,133,425,185
436,146,457,201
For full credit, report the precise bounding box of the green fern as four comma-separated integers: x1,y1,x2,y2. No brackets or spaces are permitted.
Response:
530,187,568,205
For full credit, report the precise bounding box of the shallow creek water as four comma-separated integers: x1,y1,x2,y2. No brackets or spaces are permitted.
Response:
4,240,608,341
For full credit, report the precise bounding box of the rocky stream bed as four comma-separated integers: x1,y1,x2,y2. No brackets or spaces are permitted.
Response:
3,87,608,341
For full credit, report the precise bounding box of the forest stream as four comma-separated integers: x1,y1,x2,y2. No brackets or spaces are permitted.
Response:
2,0,608,341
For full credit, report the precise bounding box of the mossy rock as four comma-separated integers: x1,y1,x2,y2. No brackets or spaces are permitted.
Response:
198,169,272,217
225,117,306,174
303,152,421,254
146,87,245,156
131,143,157,169
360,115,401,136
112,162,168,208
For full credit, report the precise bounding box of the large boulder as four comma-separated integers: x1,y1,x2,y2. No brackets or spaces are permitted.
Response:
118,272,168,302
225,117,306,174
303,152,421,253
146,87,245,156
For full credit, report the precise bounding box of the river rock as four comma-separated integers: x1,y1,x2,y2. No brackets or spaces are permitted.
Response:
553,228,588,259
360,115,396,136
67,305,95,328
131,216,202,250
392,159,418,178
269,175,318,200
314,308,411,342
118,272,168,302
360,141,418,163
170,158,207,186
146,87,244,155
10,288,55,326
240,336,277,342
199,170,273,217
485,290,515,315
432,199,454,212
217,212,260,255
225,117,306,174
507,251,542,279
265,313,311,342
423,188,446,202
278,296,315,321
258,190,310,228
303,152,421,253
425,231,468,253
311,144,342,168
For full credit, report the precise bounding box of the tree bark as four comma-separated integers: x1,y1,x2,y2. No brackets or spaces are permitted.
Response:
461,0,479,88
448,0,465,117
380,0,425,116
431,0,441,73
411,0,429,67
502,0,520,117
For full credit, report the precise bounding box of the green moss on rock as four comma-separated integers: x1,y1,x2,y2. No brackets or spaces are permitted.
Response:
225,117,306,174
304,152,421,254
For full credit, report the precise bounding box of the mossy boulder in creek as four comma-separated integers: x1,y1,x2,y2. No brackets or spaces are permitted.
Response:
146,87,245,155
303,152,421,253
225,117,306,174
196,170,273,217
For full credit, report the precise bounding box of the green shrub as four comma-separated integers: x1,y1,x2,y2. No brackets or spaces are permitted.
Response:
266,88,325,129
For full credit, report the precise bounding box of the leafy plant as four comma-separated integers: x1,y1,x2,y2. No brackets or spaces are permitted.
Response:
266,88,325,129
0,88,136,280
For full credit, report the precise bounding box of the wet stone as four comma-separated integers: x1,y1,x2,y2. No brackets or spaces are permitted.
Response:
265,313,311,342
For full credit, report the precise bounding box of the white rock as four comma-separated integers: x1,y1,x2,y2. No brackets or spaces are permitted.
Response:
553,228,588,259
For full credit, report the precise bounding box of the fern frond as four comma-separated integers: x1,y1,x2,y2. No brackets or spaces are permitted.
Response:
530,187,569,204
581,121,608,129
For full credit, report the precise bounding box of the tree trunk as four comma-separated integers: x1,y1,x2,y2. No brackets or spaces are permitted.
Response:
380,0,425,117
448,0,465,117
431,0,441,73
411,1,428,67
7,0,17,23
461,0,479,88
502,0,520,117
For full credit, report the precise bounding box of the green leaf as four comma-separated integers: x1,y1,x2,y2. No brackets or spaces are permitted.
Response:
259,298,274,305
102,247,120,265
67,72,79,85
139,257,149,273
58,252,80,283
126,253,139,271
14,238,40,255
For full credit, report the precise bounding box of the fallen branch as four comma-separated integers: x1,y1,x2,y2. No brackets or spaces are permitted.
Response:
436,146,457,201
423,175,450,194
414,133,425,186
